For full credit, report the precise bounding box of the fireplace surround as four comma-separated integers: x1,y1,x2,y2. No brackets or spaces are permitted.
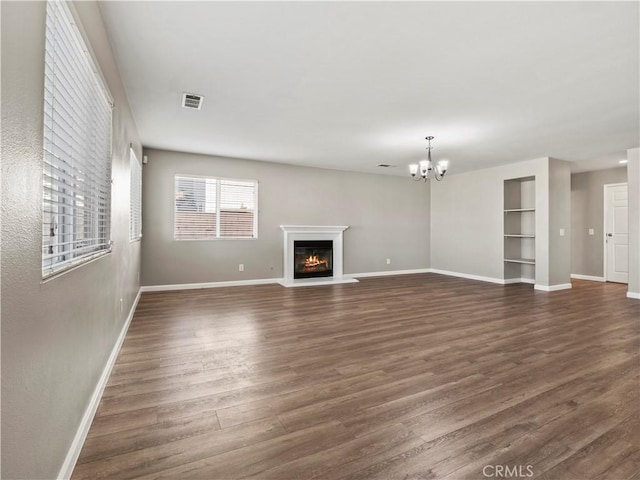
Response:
279,225,359,287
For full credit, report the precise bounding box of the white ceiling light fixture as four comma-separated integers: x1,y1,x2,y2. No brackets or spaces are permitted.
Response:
409,136,449,182
182,92,204,110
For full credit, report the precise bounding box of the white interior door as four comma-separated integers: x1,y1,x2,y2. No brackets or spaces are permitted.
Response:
605,184,628,284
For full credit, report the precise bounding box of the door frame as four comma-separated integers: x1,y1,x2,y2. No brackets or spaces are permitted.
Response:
603,182,628,282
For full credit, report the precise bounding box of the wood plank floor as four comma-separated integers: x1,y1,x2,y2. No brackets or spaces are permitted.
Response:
72,274,640,480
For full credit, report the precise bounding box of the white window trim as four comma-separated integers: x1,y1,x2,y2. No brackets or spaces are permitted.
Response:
174,174,259,241
41,0,114,279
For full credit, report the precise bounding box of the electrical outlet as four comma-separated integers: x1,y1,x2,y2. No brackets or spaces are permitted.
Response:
386,258,391,265
589,228,594,235
559,228,565,236
239,264,244,272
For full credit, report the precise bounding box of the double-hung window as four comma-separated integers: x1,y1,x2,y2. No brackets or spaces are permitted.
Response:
42,0,113,277
129,148,142,241
174,175,258,240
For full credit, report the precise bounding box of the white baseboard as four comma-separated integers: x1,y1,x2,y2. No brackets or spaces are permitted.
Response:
58,288,141,480
428,268,506,285
534,283,573,292
430,268,533,286
141,270,579,293
278,277,359,288
382,268,574,292
350,268,431,278
140,278,280,292
571,274,605,282
504,277,536,285
627,291,640,300
141,271,436,292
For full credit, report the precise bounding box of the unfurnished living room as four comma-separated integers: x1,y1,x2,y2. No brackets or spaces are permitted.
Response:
1,1,640,479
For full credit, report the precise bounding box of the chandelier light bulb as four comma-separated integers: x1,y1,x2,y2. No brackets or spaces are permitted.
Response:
409,164,419,176
438,159,449,173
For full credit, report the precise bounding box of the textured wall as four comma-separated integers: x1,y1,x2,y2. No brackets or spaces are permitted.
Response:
548,158,572,286
141,148,431,286
570,167,628,278
1,1,141,478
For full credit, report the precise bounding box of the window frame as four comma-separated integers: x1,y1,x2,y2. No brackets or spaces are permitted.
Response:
41,0,114,279
173,174,259,241
129,147,142,242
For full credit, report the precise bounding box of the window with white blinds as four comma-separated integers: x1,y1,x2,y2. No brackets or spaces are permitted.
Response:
129,148,142,241
174,175,258,240
42,0,113,277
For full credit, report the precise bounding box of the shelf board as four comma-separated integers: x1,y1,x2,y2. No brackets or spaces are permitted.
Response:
504,208,535,213
504,234,535,238
504,258,536,265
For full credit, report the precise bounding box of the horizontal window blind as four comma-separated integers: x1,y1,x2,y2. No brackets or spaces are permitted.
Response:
42,0,113,277
175,176,217,240
174,175,257,240
219,180,256,237
129,148,142,241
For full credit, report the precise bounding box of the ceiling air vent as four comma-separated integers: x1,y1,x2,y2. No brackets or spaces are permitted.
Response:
377,164,395,168
182,92,204,110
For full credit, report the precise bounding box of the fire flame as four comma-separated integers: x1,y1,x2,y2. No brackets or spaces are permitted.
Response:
304,255,322,267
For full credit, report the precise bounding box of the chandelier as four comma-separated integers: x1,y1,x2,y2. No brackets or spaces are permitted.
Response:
409,136,449,181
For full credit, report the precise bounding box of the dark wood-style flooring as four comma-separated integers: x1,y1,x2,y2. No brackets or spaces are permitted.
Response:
72,274,640,479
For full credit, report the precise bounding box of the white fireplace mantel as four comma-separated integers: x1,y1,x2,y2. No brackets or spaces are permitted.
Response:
279,225,359,287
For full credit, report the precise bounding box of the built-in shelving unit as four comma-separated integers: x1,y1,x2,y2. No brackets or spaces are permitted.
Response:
504,176,536,284
504,208,535,213
504,258,536,265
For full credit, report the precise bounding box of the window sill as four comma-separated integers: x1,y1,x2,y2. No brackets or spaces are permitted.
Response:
174,237,258,241
41,250,111,283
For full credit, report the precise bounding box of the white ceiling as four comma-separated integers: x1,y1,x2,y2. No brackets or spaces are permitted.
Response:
99,1,639,175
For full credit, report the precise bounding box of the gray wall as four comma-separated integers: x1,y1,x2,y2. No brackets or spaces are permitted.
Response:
141,148,430,286
1,2,142,478
548,158,572,286
571,167,627,278
628,148,640,295
430,157,558,287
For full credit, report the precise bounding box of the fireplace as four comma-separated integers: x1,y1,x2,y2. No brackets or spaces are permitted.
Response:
279,225,357,287
294,240,333,279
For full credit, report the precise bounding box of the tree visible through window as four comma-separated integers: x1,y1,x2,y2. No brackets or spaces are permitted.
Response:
174,175,257,239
